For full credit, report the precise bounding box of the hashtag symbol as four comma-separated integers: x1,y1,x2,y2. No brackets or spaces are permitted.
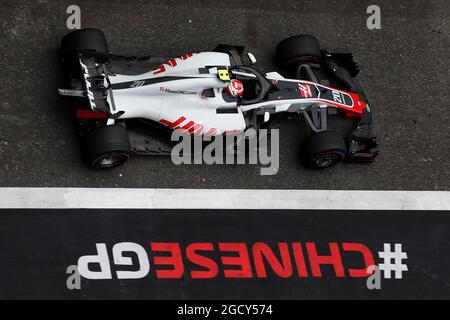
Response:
378,243,408,279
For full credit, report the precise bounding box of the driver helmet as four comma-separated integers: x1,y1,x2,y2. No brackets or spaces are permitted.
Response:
225,79,244,97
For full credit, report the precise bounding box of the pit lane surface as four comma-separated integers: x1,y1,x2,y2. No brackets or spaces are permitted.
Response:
0,0,449,190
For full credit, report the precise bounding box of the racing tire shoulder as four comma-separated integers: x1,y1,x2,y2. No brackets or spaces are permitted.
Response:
301,130,346,168
61,28,109,60
276,35,321,66
82,124,132,169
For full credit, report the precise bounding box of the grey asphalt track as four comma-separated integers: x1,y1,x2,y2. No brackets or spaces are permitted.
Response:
0,0,449,190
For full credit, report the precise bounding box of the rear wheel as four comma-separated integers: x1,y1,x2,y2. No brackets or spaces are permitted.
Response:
82,125,132,169
61,28,109,61
276,35,321,67
301,131,346,168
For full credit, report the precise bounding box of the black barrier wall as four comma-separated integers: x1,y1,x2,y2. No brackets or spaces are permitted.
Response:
0,209,448,299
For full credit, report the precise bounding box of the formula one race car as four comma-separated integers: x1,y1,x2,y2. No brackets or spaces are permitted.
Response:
59,28,378,169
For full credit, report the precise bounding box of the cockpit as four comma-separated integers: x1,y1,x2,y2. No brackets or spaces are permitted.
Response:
220,66,274,105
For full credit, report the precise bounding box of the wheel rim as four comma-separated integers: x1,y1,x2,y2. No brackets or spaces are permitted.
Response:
313,151,344,168
94,152,128,168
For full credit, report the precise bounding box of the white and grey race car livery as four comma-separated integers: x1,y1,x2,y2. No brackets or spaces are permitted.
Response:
59,29,378,169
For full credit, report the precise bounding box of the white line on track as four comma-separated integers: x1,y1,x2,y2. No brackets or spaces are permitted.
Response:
0,188,449,210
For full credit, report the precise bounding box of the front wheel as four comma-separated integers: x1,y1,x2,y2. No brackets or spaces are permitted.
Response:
301,131,346,168
82,124,132,169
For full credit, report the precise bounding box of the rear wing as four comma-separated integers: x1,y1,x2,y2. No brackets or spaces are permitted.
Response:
58,54,114,114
